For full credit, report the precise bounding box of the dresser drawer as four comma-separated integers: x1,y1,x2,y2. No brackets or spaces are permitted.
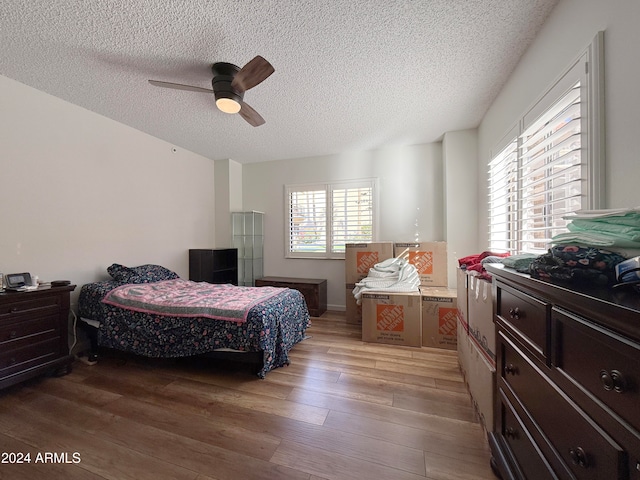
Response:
0,338,60,377
0,314,59,347
497,283,549,360
553,307,640,437
498,392,560,480
0,295,61,321
500,333,627,479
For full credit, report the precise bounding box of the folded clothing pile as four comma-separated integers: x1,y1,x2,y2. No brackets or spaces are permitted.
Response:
529,245,627,286
458,251,510,280
552,207,640,253
352,257,420,304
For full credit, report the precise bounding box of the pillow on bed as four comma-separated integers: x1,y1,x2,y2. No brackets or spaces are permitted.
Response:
107,263,179,284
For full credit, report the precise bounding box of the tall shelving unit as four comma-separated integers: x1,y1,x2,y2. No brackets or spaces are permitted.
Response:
231,211,264,286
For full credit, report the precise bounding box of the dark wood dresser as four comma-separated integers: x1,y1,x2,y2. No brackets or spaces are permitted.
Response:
0,285,75,390
255,276,327,317
485,263,640,480
189,248,238,285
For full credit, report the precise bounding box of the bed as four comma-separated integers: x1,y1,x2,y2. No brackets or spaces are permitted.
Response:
77,264,310,377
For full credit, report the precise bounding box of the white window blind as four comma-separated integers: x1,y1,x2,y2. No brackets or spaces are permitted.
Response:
488,137,518,252
331,184,373,253
519,83,582,252
286,180,375,258
288,188,327,254
487,32,604,254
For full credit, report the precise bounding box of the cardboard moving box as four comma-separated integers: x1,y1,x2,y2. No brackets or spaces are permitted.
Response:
345,242,393,324
456,268,469,332
467,275,495,363
457,314,470,379
394,242,448,286
345,284,362,325
361,291,421,347
420,287,457,350
465,335,496,434
345,242,394,284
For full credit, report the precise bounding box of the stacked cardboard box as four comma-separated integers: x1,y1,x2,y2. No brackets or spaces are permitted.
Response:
361,291,422,347
356,241,451,348
345,242,394,324
420,287,457,350
456,267,470,380
467,275,495,362
393,242,448,286
456,267,495,435
456,267,469,334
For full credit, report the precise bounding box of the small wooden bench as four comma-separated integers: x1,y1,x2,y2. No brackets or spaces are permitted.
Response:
255,276,327,317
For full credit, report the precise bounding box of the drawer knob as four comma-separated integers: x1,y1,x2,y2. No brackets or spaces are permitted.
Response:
600,369,627,393
508,307,520,320
8,357,17,366
568,447,589,468
9,330,17,339
505,427,518,439
11,307,18,313
505,363,519,375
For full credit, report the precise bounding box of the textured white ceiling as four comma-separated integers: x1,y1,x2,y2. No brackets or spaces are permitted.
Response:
1,0,558,163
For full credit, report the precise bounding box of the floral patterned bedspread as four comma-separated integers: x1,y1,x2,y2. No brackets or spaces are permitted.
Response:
78,280,310,377
102,279,283,323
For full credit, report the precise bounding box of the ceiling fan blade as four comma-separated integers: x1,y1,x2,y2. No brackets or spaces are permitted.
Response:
231,56,274,93
148,80,214,94
238,101,265,127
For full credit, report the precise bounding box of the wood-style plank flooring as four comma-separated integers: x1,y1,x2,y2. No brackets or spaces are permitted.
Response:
0,312,496,480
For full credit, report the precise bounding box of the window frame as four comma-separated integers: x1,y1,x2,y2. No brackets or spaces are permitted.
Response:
284,178,378,259
487,32,605,254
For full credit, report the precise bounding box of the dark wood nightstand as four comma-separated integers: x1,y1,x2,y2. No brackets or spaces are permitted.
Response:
0,285,75,390
255,277,327,317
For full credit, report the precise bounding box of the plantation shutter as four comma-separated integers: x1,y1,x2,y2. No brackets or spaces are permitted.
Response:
518,82,582,252
488,137,518,253
330,182,374,253
487,34,604,254
286,179,376,258
287,188,327,253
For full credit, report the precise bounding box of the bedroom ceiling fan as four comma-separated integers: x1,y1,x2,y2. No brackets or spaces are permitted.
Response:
148,55,274,127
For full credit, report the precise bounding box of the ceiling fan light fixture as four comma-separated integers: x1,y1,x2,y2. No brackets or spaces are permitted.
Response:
148,56,273,126
216,97,241,114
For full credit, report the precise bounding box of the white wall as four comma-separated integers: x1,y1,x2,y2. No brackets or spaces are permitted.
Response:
0,75,216,305
443,129,479,287
214,158,243,247
478,0,640,244
242,144,444,309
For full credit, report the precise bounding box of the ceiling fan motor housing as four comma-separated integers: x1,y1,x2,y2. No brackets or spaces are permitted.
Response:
212,62,244,105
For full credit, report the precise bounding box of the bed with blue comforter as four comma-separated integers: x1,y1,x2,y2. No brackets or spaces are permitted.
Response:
77,264,310,377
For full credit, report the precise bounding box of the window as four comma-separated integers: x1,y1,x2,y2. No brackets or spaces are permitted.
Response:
286,179,376,258
488,33,604,254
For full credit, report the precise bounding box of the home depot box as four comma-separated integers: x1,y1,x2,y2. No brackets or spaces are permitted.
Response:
420,287,457,350
456,268,469,332
464,335,496,434
345,242,394,284
361,291,422,347
345,284,362,324
467,275,495,362
393,242,448,286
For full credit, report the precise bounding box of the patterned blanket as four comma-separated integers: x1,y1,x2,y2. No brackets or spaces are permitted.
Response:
102,279,283,323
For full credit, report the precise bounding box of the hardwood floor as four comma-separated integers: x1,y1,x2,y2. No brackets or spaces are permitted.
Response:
0,312,495,480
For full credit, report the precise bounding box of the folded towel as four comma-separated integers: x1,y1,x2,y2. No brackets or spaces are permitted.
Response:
551,231,640,248
352,257,420,304
500,253,538,271
568,221,640,241
563,207,640,220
